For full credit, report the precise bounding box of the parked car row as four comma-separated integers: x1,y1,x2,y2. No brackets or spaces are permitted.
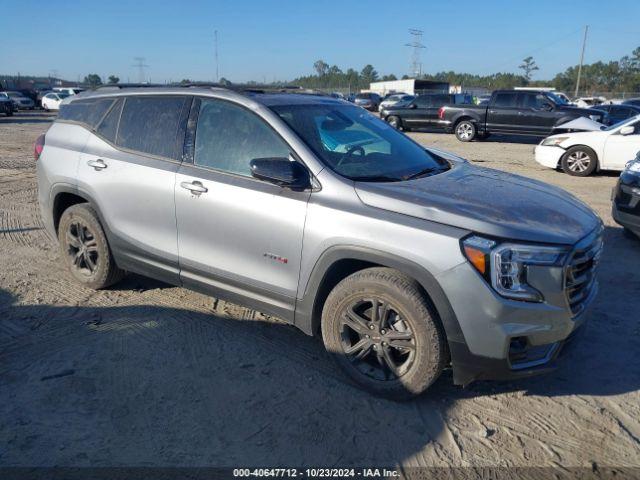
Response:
0,86,85,112
0,91,35,110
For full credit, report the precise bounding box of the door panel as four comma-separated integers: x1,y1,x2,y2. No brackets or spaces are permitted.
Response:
78,135,181,283
603,123,640,169
175,97,310,319
518,93,557,135
486,92,520,132
175,166,309,304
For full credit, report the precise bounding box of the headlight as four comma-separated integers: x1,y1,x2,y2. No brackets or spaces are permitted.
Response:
541,136,569,146
462,236,568,302
624,156,640,174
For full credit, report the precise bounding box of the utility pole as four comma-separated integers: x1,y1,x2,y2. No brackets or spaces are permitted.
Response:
405,29,426,78
574,25,589,98
132,57,149,84
214,30,219,82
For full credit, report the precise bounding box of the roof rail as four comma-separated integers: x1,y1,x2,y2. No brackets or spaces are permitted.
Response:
90,82,329,97
94,83,163,90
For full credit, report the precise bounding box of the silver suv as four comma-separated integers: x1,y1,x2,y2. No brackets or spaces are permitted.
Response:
36,86,603,399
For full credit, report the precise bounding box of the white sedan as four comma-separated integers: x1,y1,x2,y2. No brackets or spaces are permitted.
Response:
41,92,69,111
535,115,640,176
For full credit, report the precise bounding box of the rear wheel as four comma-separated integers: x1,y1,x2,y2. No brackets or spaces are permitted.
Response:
561,146,597,176
455,120,476,141
58,203,125,289
321,267,446,400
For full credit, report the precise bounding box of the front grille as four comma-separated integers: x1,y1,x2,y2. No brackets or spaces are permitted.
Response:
564,229,603,317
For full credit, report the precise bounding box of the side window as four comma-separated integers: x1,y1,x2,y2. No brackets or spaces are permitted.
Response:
95,98,123,143
414,96,431,108
431,95,449,106
493,93,517,108
58,98,115,128
116,96,187,159
194,99,290,177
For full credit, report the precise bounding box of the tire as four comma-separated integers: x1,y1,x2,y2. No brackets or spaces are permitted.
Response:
387,115,403,130
321,267,446,400
561,146,597,177
455,120,476,141
58,203,125,289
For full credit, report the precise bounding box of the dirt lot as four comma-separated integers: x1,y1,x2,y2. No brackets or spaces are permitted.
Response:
0,112,639,471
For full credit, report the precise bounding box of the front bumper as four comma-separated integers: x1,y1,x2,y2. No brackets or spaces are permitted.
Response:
437,252,596,385
534,144,565,169
612,172,640,234
448,322,586,385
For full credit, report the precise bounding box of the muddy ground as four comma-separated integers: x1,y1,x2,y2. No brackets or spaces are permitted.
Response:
0,112,638,471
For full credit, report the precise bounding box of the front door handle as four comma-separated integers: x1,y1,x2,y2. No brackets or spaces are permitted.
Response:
87,159,107,170
180,180,208,194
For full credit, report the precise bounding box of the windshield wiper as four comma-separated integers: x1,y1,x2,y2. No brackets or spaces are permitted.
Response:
350,175,403,182
403,166,449,180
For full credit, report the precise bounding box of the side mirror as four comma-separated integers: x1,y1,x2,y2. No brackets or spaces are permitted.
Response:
620,125,635,136
409,103,417,109
250,157,311,189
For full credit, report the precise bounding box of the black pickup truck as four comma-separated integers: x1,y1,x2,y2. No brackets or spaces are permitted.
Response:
439,90,606,141
380,93,472,131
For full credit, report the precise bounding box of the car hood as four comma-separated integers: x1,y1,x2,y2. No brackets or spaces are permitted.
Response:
354,162,600,245
553,116,604,132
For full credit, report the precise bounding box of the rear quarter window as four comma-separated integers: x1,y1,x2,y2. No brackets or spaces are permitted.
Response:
58,98,116,128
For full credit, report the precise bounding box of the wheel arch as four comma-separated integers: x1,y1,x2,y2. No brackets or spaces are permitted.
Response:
295,246,464,346
452,115,478,130
561,144,600,170
51,185,107,235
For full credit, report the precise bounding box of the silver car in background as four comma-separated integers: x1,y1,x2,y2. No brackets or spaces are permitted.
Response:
378,93,415,112
36,86,602,398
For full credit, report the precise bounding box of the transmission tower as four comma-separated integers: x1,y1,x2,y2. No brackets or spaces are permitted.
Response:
132,57,149,83
405,29,426,78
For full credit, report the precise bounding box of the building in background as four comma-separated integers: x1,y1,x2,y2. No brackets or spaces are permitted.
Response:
368,79,450,96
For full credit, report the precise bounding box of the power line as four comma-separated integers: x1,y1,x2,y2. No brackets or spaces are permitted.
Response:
405,29,426,78
132,57,149,83
484,26,584,74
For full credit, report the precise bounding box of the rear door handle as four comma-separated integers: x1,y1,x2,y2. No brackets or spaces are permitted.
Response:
87,159,107,170
180,180,208,194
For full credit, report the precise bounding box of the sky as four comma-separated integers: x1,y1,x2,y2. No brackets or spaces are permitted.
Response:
2,0,639,84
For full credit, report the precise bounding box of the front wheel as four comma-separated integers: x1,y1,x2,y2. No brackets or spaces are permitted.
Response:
321,267,446,400
387,115,402,130
455,120,476,141
561,146,597,176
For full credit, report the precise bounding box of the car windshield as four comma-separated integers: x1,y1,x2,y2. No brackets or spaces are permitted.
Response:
7,92,22,98
546,92,568,105
603,115,640,131
271,103,450,181
58,92,70,98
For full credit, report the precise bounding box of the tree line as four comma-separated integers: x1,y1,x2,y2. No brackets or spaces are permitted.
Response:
290,47,640,94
